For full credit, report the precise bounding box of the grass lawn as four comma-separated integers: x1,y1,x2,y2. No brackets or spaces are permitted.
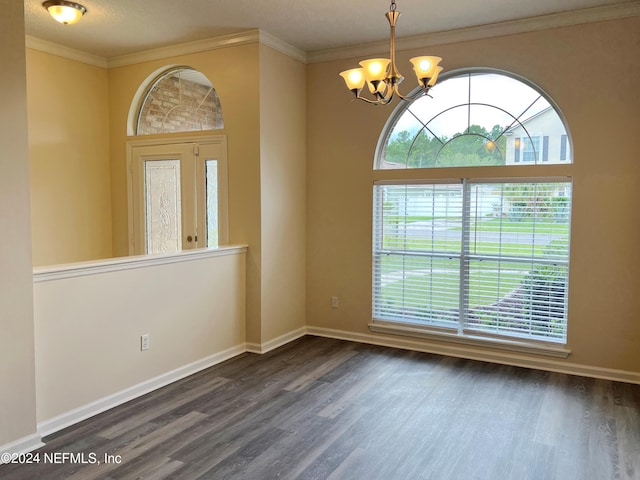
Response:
383,216,570,233
378,260,529,310
377,215,569,321
464,217,570,234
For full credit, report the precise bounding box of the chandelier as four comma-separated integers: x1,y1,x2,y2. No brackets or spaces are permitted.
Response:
339,0,443,105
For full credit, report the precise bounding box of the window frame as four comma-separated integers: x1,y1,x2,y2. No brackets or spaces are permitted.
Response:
371,68,574,357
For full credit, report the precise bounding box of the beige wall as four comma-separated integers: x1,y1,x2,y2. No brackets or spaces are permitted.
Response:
27,49,112,266
259,45,307,343
108,45,264,343
108,43,307,347
306,17,640,373
0,0,37,448
34,249,246,423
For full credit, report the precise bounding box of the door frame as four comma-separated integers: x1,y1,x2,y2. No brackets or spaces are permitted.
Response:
126,134,228,256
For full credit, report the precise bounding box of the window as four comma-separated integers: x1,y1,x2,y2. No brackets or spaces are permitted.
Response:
373,180,571,343
136,67,223,135
379,71,571,168
560,135,569,161
373,70,573,349
522,136,540,162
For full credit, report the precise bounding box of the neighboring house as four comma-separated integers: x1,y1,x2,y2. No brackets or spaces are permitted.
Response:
504,107,571,165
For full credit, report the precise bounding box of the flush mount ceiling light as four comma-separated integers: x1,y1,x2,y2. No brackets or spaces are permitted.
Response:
339,0,443,105
43,1,87,25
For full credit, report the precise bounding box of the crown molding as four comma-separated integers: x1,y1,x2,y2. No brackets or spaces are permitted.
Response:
307,1,640,63
258,30,307,64
25,2,639,68
106,29,306,68
25,35,108,68
25,28,306,68
107,30,263,68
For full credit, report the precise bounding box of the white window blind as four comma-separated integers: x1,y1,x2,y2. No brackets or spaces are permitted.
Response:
373,183,463,328
373,180,571,343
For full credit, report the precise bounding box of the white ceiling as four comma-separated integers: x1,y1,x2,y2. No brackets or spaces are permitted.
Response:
24,0,637,59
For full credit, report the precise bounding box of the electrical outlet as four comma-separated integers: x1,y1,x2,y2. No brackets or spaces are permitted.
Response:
141,334,150,351
331,296,339,309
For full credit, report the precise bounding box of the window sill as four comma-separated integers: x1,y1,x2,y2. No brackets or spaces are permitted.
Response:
369,320,571,358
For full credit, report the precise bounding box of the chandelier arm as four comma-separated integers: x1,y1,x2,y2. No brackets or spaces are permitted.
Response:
395,85,432,102
353,93,395,105
348,81,396,104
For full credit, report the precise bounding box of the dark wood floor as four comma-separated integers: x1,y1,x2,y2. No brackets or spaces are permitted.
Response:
1,336,639,479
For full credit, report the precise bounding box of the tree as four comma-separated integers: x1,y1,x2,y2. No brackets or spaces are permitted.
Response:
501,183,565,221
384,130,413,165
384,124,508,168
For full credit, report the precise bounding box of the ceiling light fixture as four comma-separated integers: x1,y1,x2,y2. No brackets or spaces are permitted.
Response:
43,1,87,25
339,0,443,105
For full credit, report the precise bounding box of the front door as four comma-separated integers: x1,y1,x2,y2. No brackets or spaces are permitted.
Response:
129,136,228,255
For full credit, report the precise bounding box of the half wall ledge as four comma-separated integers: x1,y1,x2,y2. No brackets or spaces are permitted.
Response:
33,245,248,282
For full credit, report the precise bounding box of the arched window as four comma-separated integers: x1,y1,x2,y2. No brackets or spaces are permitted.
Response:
377,70,571,169
136,67,223,135
372,69,573,353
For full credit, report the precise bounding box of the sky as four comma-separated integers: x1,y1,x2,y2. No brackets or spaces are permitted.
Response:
388,72,553,141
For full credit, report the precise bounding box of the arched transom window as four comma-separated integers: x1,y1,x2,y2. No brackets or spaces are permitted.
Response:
377,70,571,169
136,67,223,135
372,69,573,353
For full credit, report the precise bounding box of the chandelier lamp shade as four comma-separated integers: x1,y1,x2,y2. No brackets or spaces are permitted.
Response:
43,0,87,25
339,0,443,105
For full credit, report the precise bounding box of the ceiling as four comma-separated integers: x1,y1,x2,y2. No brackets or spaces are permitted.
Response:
24,0,637,59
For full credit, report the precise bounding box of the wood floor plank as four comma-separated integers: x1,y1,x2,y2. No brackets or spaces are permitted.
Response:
67,412,208,480
1,336,638,480
193,427,291,479
101,456,184,480
616,405,640,480
235,395,369,480
325,447,373,480
98,376,230,440
283,347,359,392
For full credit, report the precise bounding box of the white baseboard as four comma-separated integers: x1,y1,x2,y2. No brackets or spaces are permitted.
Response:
0,433,44,461
246,327,307,354
37,343,247,438
37,327,306,441
306,326,640,385
26,324,640,447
